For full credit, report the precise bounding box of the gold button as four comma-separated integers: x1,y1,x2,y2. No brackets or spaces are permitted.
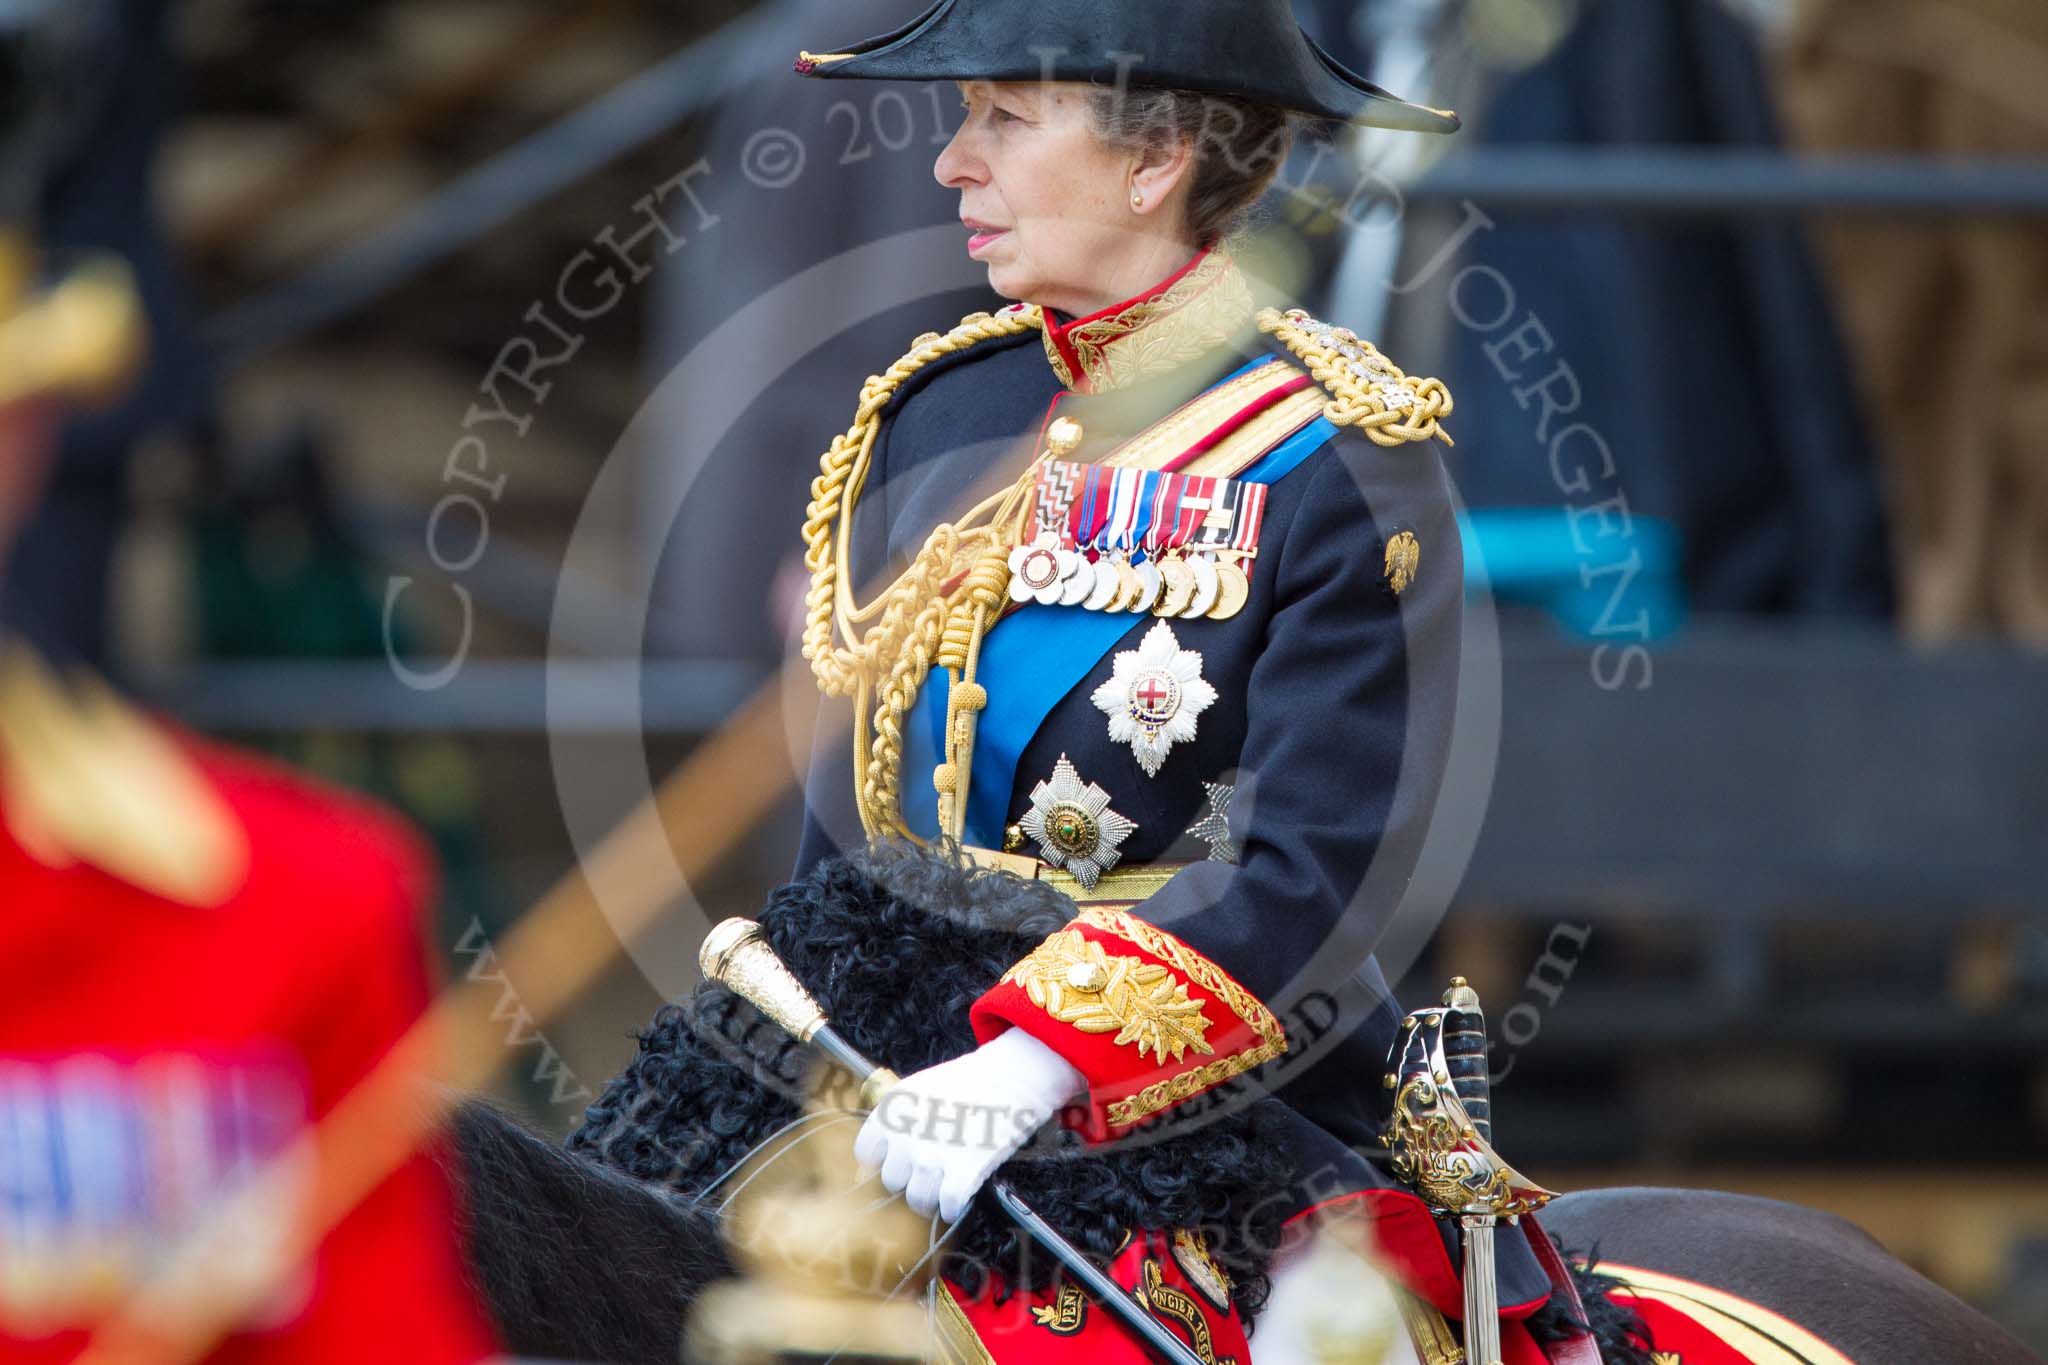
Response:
1045,416,1084,457
1066,962,1108,993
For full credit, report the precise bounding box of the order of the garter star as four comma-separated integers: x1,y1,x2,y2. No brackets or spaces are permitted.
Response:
1091,619,1218,777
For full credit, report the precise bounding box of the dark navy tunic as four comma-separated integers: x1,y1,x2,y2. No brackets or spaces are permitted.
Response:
787,263,1564,1309
794,302,1464,1155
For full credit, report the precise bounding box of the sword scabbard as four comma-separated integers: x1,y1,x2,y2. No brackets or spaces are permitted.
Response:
1461,1213,1504,1365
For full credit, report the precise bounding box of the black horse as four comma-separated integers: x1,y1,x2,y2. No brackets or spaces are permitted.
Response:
447,843,2040,1365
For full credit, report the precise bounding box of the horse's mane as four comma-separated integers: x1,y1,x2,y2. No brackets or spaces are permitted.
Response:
446,1099,728,1362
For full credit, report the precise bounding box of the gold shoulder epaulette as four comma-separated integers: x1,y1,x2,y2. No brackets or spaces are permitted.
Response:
1254,307,1452,448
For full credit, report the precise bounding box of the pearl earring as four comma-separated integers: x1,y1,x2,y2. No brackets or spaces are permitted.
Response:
1131,191,1144,210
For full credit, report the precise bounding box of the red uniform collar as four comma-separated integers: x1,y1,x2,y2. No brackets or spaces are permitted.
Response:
1038,246,1255,395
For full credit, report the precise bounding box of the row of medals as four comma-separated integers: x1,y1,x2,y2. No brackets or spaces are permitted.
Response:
1007,536,1251,620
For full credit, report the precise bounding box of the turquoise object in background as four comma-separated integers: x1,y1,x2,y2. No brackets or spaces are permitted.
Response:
1458,508,1683,641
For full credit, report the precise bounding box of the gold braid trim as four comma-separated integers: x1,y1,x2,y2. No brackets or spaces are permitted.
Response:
799,304,1045,839
932,1282,1000,1365
1394,1289,1466,1365
1254,307,1453,448
999,928,1217,1064
1107,1036,1290,1130
1071,906,1291,1129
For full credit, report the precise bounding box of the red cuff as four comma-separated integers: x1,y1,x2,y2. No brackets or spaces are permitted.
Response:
968,906,1287,1140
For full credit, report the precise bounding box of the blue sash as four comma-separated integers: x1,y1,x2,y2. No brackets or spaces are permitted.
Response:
901,409,1340,846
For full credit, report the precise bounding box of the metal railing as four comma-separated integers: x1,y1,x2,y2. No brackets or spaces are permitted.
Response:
200,4,2048,362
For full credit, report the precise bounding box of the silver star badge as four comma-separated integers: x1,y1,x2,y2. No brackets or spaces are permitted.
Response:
1185,781,1238,863
1021,754,1136,890
1090,619,1218,778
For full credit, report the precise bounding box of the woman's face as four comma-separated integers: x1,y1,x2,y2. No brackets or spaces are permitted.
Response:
935,80,1193,316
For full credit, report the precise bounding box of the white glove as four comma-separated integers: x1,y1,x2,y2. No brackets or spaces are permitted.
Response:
853,1027,1086,1221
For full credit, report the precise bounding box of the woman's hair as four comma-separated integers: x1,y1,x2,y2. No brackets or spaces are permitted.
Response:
1084,85,1307,247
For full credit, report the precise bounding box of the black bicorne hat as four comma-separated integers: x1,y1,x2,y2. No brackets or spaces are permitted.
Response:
792,0,1460,134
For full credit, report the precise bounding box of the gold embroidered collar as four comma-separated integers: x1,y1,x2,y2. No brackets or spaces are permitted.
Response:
1039,246,1255,395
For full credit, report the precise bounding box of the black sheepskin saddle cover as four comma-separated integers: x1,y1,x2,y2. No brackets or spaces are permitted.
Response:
566,838,1297,1316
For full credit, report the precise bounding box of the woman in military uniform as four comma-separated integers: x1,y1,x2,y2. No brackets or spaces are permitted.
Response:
776,0,1565,1355
577,3,1600,1361
479,17,2019,1361
791,0,1460,1198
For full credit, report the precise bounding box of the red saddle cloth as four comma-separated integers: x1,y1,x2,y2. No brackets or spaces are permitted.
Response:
1599,1263,1857,1365
0,734,497,1362
930,1203,1830,1365
935,1187,1611,1363
942,1226,1251,1364
1286,1193,1837,1365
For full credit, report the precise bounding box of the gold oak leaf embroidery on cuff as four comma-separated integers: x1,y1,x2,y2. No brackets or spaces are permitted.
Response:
1000,929,1217,1064
1071,907,1292,1129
